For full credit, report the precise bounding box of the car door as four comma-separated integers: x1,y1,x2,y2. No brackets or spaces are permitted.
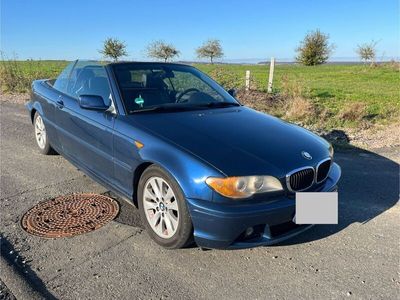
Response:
38,60,76,151
55,61,115,183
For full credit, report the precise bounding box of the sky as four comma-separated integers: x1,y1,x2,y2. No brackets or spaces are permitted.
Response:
1,0,399,62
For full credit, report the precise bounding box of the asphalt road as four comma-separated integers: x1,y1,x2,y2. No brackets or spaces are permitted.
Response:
1,101,399,300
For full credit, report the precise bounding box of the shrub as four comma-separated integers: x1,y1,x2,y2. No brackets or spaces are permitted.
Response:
384,60,400,72
295,29,334,66
285,96,317,123
338,102,367,122
280,74,311,98
0,58,25,92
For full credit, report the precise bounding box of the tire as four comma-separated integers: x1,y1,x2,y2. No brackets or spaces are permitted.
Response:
33,112,55,155
138,165,193,249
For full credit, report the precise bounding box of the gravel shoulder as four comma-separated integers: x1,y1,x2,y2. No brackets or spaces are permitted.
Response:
0,98,399,299
0,93,30,105
0,279,16,300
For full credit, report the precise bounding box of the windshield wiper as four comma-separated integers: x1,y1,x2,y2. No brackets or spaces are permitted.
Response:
201,102,241,108
129,104,197,114
129,106,167,113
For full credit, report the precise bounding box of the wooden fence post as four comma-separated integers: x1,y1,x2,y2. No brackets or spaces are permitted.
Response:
245,70,251,91
267,57,275,93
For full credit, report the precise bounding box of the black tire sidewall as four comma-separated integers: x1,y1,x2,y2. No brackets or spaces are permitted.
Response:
138,165,193,249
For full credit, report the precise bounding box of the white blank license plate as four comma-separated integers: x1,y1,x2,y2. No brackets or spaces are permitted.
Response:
295,192,338,224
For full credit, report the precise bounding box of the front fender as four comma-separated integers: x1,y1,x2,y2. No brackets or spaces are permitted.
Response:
139,144,223,201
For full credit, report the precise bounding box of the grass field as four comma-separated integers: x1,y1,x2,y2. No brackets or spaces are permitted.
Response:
0,60,69,94
196,63,400,124
1,60,399,129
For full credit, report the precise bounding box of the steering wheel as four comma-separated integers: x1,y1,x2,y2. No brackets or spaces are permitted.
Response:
176,88,200,103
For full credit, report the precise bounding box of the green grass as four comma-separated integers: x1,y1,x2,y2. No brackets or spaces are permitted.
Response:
196,63,400,126
11,60,69,76
0,60,69,93
1,60,399,129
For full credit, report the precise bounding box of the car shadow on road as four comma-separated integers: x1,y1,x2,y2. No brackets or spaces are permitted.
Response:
277,144,399,246
103,191,144,229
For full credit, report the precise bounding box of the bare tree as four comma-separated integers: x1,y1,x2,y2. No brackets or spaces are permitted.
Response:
356,41,378,66
295,29,334,66
146,41,180,62
99,37,127,62
196,39,223,64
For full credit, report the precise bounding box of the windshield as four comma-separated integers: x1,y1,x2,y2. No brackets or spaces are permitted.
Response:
112,63,239,113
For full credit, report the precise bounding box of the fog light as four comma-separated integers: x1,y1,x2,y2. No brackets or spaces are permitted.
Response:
245,227,254,236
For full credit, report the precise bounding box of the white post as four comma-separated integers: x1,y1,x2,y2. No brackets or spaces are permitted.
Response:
245,70,251,91
267,57,275,93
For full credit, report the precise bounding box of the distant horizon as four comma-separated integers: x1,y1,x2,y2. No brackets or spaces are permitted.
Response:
5,56,399,65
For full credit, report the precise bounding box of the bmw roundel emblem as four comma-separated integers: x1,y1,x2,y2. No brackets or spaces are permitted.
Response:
301,151,312,160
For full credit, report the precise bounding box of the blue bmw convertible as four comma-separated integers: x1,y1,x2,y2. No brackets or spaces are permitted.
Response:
27,60,341,249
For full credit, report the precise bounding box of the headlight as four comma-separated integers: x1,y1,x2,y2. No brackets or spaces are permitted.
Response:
205,176,283,199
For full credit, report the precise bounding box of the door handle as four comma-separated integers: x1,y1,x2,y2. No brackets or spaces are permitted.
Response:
56,96,64,108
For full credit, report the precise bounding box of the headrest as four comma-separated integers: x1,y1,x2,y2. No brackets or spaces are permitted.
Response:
145,73,166,89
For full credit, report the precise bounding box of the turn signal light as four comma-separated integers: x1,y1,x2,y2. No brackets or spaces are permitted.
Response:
134,140,144,149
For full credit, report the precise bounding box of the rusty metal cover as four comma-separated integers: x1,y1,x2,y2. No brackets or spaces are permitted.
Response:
21,193,119,238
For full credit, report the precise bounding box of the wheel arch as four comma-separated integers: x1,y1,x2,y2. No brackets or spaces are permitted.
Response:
30,108,37,123
132,162,153,207
29,101,45,124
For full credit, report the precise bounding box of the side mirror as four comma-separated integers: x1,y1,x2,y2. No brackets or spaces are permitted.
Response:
227,88,237,98
79,95,109,111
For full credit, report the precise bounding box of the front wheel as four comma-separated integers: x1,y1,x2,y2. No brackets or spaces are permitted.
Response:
138,165,193,249
33,112,55,155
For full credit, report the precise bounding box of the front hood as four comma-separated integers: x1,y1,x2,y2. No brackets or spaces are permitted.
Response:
131,107,331,177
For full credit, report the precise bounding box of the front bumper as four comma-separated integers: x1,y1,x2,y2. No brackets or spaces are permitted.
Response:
187,162,341,249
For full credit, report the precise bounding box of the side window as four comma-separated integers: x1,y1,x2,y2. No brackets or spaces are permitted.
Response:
53,61,76,93
66,62,112,106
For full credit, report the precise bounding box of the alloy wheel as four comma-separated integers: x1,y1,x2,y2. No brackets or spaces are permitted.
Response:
35,115,46,149
143,176,179,238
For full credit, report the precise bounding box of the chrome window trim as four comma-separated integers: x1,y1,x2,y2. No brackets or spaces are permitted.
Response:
315,157,332,183
285,166,315,193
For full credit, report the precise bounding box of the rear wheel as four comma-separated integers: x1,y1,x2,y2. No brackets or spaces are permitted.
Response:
33,112,54,155
138,165,193,249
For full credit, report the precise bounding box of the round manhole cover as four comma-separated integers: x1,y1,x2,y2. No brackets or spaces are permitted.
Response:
21,193,119,238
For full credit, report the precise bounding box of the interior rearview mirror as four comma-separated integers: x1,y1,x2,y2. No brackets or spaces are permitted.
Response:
227,88,237,98
79,95,109,111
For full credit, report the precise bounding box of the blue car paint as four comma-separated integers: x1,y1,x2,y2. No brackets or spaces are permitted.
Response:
27,62,341,249
127,107,331,180
187,163,340,249
112,115,224,200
